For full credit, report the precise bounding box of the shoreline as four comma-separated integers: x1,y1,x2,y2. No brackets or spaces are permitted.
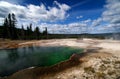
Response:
1,49,113,79
0,38,120,56
0,38,120,79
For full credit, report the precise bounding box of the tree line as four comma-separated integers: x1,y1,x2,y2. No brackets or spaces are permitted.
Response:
0,13,108,40
0,13,48,40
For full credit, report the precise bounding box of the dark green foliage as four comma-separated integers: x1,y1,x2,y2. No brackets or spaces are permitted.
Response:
8,13,13,39
34,27,40,39
21,25,25,39
42,27,48,39
0,13,48,40
3,18,10,38
1,13,19,39
11,13,18,39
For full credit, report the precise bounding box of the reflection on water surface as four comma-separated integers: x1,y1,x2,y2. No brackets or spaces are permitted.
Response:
0,46,83,76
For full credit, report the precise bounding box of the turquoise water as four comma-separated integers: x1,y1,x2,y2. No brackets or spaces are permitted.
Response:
0,46,83,76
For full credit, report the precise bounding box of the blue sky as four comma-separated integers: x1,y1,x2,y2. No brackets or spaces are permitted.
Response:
20,0,105,23
0,0,120,34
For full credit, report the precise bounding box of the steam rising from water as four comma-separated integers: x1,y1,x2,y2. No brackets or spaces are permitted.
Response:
106,33,120,40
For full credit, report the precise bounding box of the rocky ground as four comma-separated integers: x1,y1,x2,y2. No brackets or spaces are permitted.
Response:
51,55,120,79
0,38,120,79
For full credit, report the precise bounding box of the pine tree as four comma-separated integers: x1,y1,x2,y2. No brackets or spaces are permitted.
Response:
12,13,17,28
26,26,30,39
8,13,12,27
34,27,40,39
29,23,33,39
12,13,18,39
6,13,18,39
43,27,48,39
3,18,10,38
29,23,32,32
21,25,25,40
8,13,12,39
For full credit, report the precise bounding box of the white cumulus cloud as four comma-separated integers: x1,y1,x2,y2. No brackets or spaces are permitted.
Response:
102,0,120,28
90,0,120,33
91,18,102,27
39,22,87,34
0,1,70,26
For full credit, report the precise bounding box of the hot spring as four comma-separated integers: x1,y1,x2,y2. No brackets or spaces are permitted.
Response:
0,46,83,77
